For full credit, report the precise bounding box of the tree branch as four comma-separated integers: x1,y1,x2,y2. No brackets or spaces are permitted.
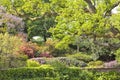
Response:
104,1,120,17
84,0,96,13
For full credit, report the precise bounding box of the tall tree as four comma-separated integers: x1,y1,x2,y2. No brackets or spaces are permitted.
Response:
0,0,57,41
49,0,120,60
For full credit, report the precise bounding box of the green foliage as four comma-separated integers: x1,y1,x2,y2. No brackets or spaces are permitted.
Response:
67,53,93,62
115,48,120,63
0,33,22,54
0,67,120,80
94,71,120,80
1,0,120,69
27,59,41,67
46,58,67,68
37,38,70,57
48,0,120,58
0,33,27,69
88,61,103,68
36,57,87,67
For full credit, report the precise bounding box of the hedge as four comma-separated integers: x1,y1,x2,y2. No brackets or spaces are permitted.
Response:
0,67,120,80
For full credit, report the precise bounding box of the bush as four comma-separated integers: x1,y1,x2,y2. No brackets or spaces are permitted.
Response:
45,58,67,68
115,48,120,63
39,52,53,58
0,33,27,69
67,53,93,62
0,67,120,80
38,38,71,57
32,57,87,67
88,61,103,68
27,59,41,67
94,71,120,80
19,42,40,58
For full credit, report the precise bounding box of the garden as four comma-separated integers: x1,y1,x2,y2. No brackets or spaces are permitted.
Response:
0,0,120,80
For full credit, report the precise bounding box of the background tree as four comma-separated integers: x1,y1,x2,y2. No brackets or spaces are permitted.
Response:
0,0,57,41
49,0,120,61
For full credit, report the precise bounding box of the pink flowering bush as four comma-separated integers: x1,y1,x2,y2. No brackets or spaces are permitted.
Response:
104,60,118,68
19,42,40,58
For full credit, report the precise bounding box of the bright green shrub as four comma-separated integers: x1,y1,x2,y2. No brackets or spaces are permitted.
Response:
0,67,94,80
0,67,120,80
0,33,27,69
27,59,41,67
0,33,22,54
88,61,103,68
0,67,55,80
94,71,120,80
67,53,93,62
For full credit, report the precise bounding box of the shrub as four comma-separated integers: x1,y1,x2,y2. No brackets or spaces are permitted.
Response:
39,52,53,58
0,6,24,34
0,33,27,69
19,42,40,58
0,67,120,80
115,48,120,63
67,53,93,62
104,60,118,68
27,59,41,67
39,38,71,57
32,57,87,67
94,71,120,80
45,58,67,68
88,61,103,68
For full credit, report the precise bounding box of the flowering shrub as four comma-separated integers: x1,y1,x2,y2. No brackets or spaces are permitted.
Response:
0,6,24,34
19,42,40,58
104,60,118,68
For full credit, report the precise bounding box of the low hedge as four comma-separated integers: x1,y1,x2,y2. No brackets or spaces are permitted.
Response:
0,67,120,80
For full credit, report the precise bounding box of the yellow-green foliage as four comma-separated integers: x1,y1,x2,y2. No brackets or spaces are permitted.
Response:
0,33,22,55
27,59,41,67
88,61,103,68
67,53,93,62
0,67,120,80
115,48,120,63
0,33,27,69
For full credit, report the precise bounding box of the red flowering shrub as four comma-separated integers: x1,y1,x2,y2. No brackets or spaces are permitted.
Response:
19,42,40,58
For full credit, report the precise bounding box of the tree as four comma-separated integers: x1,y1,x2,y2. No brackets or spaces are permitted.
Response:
0,0,57,41
49,0,120,60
